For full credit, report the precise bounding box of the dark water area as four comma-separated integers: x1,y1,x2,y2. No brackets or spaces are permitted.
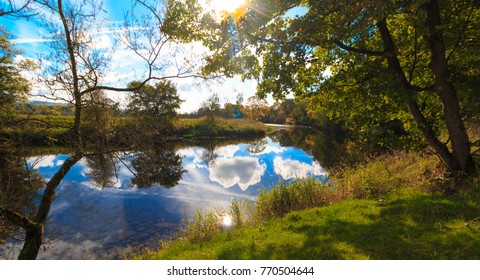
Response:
0,128,360,260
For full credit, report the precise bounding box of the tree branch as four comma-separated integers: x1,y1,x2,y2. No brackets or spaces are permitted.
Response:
446,2,475,62
0,207,39,232
333,40,385,56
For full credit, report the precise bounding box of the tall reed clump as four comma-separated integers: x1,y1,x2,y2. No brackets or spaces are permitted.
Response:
330,151,443,199
254,178,334,222
182,199,254,242
182,209,223,242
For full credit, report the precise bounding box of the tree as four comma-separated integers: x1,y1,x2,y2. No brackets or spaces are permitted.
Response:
31,0,201,147
189,0,479,177
243,95,268,122
0,0,205,259
83,90,118,145
0,0,35,17
0,29,30,119
127,80,182,137
200,93,221,121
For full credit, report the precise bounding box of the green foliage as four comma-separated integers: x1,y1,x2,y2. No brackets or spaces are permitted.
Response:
255,179,334,221
0,29,30,120
15,103,75,116
0,152,44,244
129,146,185,189
82,91,119,145
243,96,269,122
127,80,182,137
181,0,480,172
175,118,268,138
138,188,480,260
134,151,480,260
182,209,224,242
331,151,443,199
199,93,221,121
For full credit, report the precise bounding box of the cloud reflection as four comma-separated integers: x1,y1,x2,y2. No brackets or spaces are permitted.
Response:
274,157,326,180
27,155,65,169
209,157,266,191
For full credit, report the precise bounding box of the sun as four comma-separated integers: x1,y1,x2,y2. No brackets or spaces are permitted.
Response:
209,0,247,14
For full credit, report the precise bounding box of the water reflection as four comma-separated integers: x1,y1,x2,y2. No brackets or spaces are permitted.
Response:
0,152,43,248
1,130,333,259
128,146,185,189
209,157,266,190
273,158,326,180
85,153,117,189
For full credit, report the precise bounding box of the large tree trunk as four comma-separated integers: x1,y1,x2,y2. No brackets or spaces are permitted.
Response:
17,225,43,260
375,15,473,175
425,0,473,173
58,0,83,147
17,153,83,260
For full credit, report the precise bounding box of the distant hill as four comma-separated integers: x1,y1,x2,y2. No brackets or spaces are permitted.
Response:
27,101,70,106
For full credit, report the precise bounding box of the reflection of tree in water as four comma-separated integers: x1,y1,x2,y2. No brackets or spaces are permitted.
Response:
85,153,118,189
197,142,218,167
247,139,267,154
129,145,185,189
0,153,43,247
272,127,368,169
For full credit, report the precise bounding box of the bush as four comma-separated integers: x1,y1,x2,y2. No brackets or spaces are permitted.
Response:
254,179,334,222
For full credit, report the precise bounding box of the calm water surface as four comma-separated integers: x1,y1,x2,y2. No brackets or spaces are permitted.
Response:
1,131,332,259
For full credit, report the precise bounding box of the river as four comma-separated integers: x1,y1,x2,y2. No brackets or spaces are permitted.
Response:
0,128,355,259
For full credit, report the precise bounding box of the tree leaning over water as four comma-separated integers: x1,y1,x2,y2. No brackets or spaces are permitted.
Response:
0,0,202,259
175,0,480,177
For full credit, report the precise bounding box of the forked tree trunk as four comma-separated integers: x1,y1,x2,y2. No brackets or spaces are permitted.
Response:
424,0,473,173
376,7,474,175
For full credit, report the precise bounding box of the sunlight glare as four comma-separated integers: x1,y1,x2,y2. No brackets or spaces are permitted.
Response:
222,215,233,227
211,0,247,14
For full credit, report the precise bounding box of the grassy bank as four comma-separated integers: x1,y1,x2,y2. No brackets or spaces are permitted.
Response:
134,151,480,260
174,118,270,139
0,116,270,146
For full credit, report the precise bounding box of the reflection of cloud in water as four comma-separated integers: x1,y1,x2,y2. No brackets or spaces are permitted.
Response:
313,161,327,176
249,144,286,155
2,238,104,260
274,157,326,180
27,155,65,168
37,239,103,260
177,147,208,168
209,157,266,191
214,145,240,158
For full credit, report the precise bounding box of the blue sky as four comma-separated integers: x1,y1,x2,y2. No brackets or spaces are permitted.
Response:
0,0,262,113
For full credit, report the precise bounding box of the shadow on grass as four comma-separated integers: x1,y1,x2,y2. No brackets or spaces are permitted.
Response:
216,192,480,259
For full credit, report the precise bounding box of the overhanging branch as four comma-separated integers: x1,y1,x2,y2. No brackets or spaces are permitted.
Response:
0,207,39,232
333,40,385,56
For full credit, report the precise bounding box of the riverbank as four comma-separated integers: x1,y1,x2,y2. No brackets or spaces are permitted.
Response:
134,151,480,260
0,116,271,147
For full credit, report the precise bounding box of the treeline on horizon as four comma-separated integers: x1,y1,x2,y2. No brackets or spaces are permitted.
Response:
13,97,321,126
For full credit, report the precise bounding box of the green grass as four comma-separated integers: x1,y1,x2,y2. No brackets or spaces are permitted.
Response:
1,115,270,146
175,117,270,138
136,188,480,260
134,151,480,260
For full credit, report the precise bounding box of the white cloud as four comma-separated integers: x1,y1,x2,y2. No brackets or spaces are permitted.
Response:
273,157,326,180
209,156,266,191
11,38,54,44
91,34,113,49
